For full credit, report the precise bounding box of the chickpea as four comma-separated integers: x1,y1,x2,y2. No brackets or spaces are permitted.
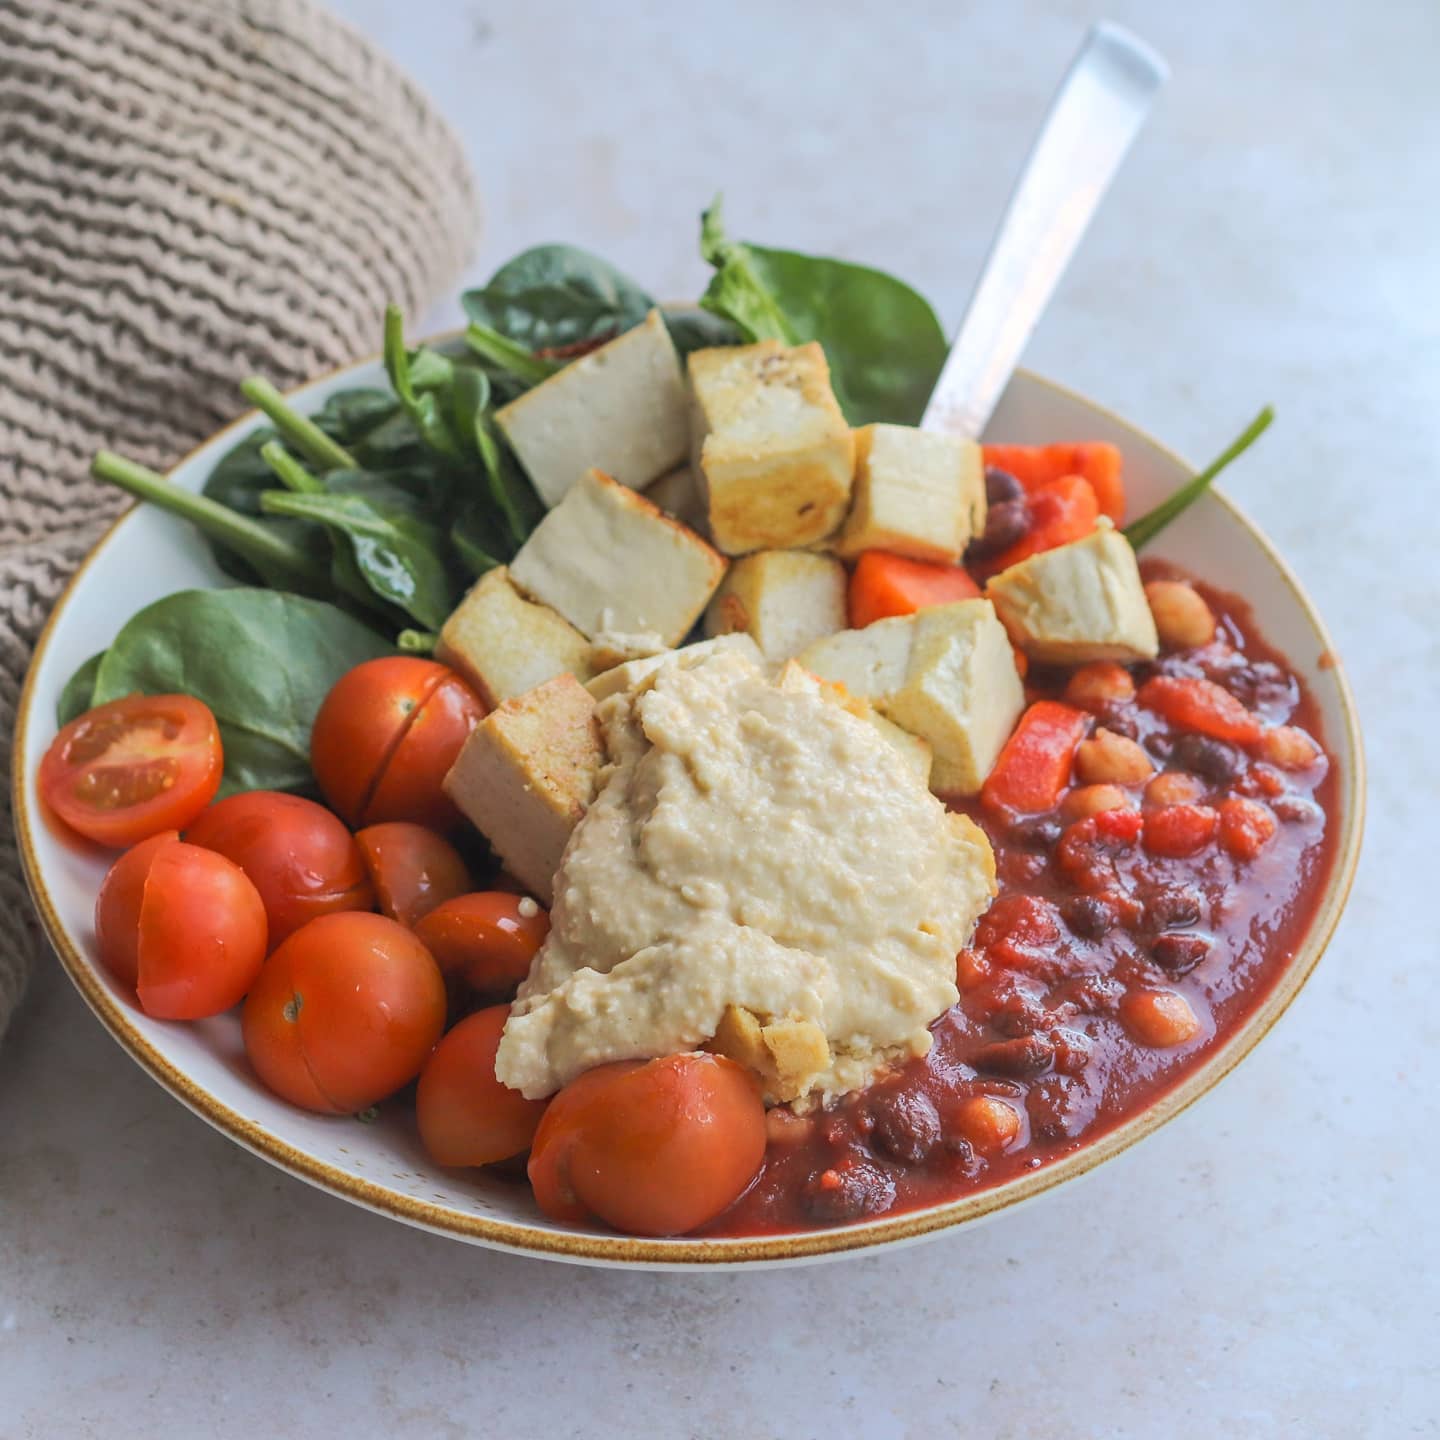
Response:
1256,725,1321,770
1144,770,1206,808
1074,728,1155,786
1120,988,1202,1048
1061,783,1133,821
1145,580,1217,651
1064,661,1136,710
954,1095,1022,1155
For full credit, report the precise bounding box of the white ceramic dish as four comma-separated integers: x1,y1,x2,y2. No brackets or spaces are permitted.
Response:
13,358,1364,1269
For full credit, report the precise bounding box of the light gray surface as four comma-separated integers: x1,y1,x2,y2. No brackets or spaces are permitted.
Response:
4,0,1435,1434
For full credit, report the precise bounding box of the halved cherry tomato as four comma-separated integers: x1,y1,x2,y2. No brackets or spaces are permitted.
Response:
95,835,267,1018
413,892,548,992
310,657,484,832
39,694,223,847
528,1053,766,1236
185,791,373,946
241,911,446,1114
416,1005,547,1167
356,822,470,928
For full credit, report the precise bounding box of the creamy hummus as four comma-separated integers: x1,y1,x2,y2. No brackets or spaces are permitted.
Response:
494,649,996,1105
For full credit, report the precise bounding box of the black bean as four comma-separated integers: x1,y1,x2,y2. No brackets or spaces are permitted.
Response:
1063,894,1118,939
971,1034,1055,1078
1142,884,1204,931
1172,733,1242,784
1093,703,1140,740
1144,732,1176,761
966,498,1031,563
1151,932,1213,973
985,466,1025,504
868,1088,942,1163
1272,795,1320,824
802,1159,897,1222
1010,815,1063,851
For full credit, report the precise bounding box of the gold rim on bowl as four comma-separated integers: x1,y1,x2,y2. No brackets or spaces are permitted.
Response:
11,358,1366,1267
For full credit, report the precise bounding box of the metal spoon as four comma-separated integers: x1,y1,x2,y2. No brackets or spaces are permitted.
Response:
921,22,1169,439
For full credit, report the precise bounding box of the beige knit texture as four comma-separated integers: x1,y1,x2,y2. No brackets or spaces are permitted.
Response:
1,0,480,1041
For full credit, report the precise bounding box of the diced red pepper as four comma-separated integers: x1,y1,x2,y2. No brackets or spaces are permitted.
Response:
975,473,1100,578
1218,797,1277,861
848,551,981,628
1142,804,1219,858
982,442,1127,524
982,701,1089,815
1137,675,1263,745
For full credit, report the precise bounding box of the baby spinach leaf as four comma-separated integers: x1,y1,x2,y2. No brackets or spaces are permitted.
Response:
697,198,948,426
662,304,743,357
450,496,509,579
384,307,464,463
56,651,106,727
262,477,460,632
92,589,393,796
311,388,405,449
464,321,561,388
461,245,654,352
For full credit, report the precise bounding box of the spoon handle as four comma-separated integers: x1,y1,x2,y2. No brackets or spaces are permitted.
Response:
921,22,1169,439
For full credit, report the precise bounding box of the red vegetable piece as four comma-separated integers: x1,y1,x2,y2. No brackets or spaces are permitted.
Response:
1137,675,1263,746
982,701,1090,815
1142,804,1219,858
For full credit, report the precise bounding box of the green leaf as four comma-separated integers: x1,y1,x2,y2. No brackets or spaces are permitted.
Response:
1124,407,1276,551
384,306,463,462
662,304,743,357
311,388,406,450
92,590,393,796
262,478,460,631
240,378,357,472
450,496,509,579
464,321,562,387
56,651,105,727
460,245,654,352
697,197,948,426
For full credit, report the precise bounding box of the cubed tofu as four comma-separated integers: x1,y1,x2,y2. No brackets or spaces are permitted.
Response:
836,424,986,564
435,567,594,708
688,341,855,554
984,519,1160,664
643,465,708,533
509,467,728,645
800,600,1024,796
885,601,1025,795
584,632,762,703
495,308,689,506
797,616,914,701
442,675,602,905
774,660,933,784
703,549,847,662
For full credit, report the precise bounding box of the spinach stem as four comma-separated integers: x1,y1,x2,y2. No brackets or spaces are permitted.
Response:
396,629,437,654
464,322,561,386
240,377,357,472
91,450,329,588
260,441,325,494
1123,406,1276,551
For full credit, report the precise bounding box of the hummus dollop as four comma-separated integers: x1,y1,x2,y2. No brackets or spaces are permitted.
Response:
495,650,996,1105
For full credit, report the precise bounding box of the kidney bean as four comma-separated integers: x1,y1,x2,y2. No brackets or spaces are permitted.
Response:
802,1158,897,1222
1062,893,1119,939
1172,733,1243,784
985,467,1025,504
1010,815,1064,852
1141,883,1203,931
967,498,1031,563
971,1034,1055,1077
1144,731,1176,762
868,1087,942,1163
1150,932,1213,973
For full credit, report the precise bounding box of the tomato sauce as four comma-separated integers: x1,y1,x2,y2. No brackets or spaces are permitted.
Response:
707,566,1340,1236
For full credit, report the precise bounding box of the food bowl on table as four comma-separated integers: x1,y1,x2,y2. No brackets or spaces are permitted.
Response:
14,342,1363,1268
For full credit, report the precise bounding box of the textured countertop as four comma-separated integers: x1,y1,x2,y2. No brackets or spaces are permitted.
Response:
4,1,1435,1435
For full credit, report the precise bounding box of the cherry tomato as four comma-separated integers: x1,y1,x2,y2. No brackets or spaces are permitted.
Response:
241,911,446,1114
310,657,483,832
413,892,548,993
95,836,267,1018
416,1005,547,1167
185,791,373,946
39,694,223,847
528,1054,767,1236
356,822,470,928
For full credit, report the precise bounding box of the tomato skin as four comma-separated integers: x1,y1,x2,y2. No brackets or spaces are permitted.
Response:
94,830,181,988
39,694,223,847
1137,675,1263,746
416,1006,547,1167
355,822,470,928
112,841,268,1018
528,1054,767,1236
185,791,373,946
241,911,446,1114
310,658,483,831
413,892,548,993
362,674,484,832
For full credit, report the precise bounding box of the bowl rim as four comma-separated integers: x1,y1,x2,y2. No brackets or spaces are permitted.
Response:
12,352,1366,1268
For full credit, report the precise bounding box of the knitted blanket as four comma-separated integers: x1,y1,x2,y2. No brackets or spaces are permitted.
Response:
0,0,479,1041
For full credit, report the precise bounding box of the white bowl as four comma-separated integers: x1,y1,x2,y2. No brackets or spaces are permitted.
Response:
13,358,1365,1269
